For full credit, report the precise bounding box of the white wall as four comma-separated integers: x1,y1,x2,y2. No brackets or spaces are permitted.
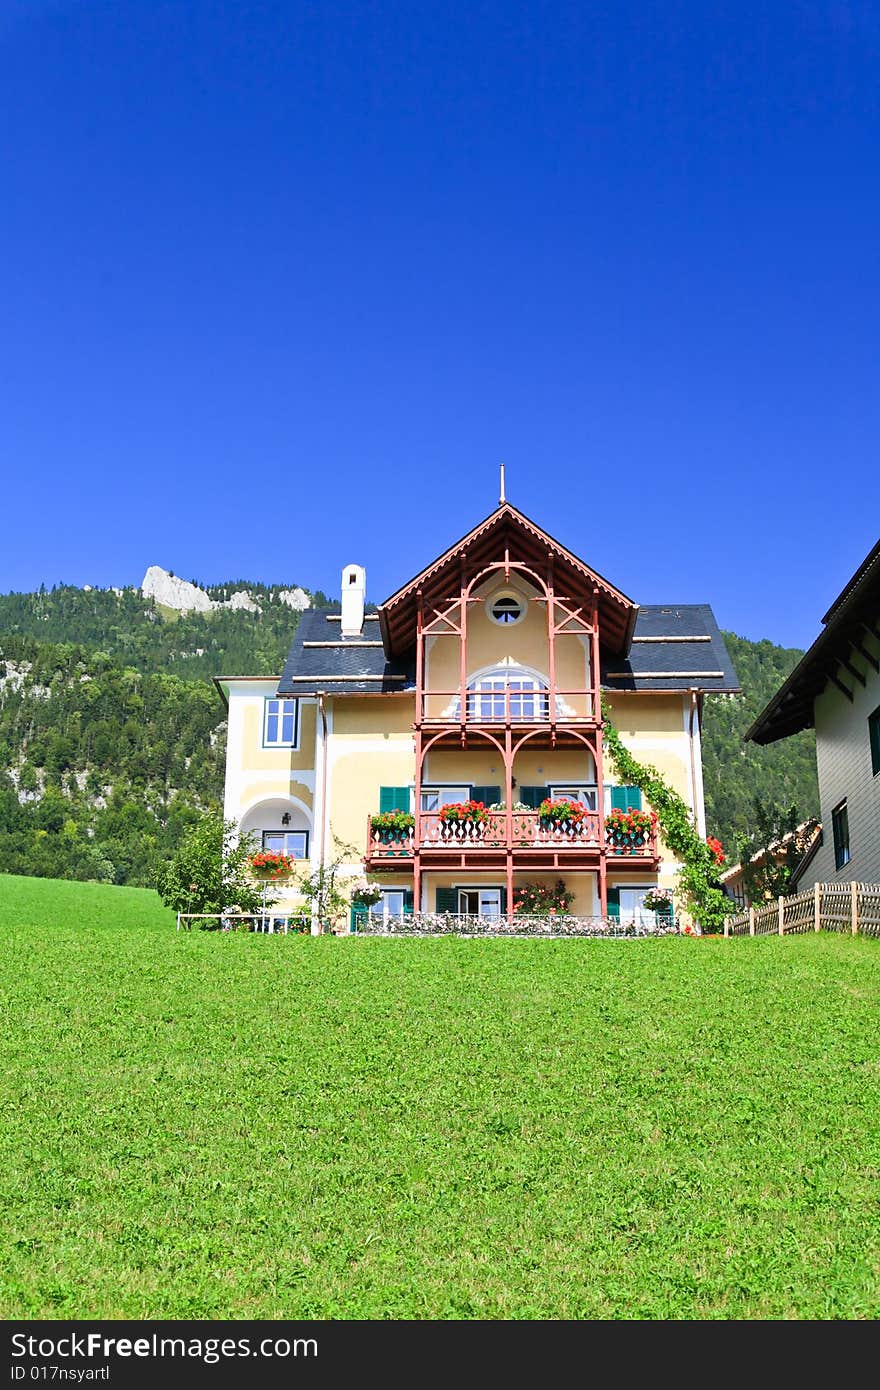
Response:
799,662,880,887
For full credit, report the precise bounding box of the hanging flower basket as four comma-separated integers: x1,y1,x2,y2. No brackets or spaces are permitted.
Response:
642,886,673,914
604,808,657,853
349,877,383,906
249,850,296,880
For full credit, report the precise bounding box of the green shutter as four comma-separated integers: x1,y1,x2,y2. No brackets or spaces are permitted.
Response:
436,887,457,913
606,887,620,920
379,786,411,813
500,886,507,913
350,904,368,933
403,889,415,916
610,785,642,812
520,785,547,809
470,785,501,806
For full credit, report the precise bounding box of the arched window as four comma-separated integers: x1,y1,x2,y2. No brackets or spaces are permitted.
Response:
466,666,549,721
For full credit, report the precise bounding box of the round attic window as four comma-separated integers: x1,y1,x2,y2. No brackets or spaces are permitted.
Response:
487,592,526,625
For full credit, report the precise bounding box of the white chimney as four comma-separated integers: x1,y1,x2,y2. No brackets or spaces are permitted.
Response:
341,563,366,637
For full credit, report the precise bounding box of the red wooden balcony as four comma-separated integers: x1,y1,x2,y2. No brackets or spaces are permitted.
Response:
365,811,659,872
419,688,599,726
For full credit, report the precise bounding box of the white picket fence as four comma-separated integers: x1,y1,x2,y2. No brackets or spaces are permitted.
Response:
725,882,880,938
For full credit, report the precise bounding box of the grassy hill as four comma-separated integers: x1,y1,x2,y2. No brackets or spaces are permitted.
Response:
1,874,878,1319
0,581,819,886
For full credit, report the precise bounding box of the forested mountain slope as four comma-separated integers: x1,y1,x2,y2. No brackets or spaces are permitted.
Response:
0,583,819,886
702,633,818,850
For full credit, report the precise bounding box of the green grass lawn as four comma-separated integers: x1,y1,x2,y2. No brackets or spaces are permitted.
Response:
1,873,879,1320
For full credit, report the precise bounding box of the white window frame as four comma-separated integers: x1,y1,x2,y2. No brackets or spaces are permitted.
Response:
618,887,659,925
549,784,598,811
420,785,471,812
261,829,309,859
263,697,300,748
486,590,527,626
369,889,406,922
468,669,549,721
458,887,503,918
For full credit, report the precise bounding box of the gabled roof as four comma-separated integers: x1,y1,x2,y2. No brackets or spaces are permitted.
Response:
746,538,880,745
377,503,639,657
601,605,740,693
276,609,416,696
273,602,739,698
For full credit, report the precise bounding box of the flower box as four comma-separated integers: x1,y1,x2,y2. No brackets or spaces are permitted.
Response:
538,798,588,831
438,800,490,829
370,810,415,842
604,807,656,852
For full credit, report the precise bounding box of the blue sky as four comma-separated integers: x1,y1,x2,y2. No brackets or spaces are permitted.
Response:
1,1,877,648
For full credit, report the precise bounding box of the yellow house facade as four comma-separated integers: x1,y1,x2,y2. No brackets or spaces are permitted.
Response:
216,504,739,930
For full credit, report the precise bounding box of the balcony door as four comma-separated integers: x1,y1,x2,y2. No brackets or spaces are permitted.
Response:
618,888,655,925
458,888,503,918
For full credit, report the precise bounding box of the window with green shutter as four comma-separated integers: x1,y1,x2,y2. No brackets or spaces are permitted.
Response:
379,786,411,813
610,785,642,812
519,785,547,808
470,785,501,806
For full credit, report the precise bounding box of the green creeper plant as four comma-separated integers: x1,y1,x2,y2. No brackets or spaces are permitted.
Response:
602,699,730,932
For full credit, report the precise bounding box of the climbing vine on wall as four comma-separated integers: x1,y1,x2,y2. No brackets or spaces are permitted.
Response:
602,699,730,932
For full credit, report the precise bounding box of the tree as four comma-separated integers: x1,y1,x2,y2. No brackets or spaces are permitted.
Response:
292,833,359,933
734,801,819,903
155,811,265,921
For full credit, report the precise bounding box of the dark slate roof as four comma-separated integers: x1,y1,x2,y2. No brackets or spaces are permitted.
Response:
600,605,740,693
278,605,739,697
277,609,416,696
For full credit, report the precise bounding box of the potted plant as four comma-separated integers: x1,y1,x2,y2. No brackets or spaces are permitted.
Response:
538,797,588,832
249,849,296,880
370,809,415,842
604,807,657,852
438,800,490,832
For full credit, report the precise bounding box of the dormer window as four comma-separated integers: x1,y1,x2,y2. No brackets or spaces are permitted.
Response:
488,592,525,625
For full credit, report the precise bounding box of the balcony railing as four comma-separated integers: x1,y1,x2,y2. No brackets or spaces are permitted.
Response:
366,811,658,862
353,912,680,938
419,689,599,724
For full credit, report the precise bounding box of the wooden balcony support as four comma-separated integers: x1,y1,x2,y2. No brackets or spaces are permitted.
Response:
408,550,619,914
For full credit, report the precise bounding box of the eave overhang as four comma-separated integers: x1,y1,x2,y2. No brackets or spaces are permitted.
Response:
745,539,880,745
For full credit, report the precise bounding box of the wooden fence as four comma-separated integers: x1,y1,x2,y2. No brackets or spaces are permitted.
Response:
725,882,880,938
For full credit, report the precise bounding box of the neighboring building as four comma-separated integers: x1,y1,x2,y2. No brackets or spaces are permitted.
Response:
216,502,739,927
746,539,880,889
719,820,821,908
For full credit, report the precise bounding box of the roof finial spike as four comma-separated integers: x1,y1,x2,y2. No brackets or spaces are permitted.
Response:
499,462,506,505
